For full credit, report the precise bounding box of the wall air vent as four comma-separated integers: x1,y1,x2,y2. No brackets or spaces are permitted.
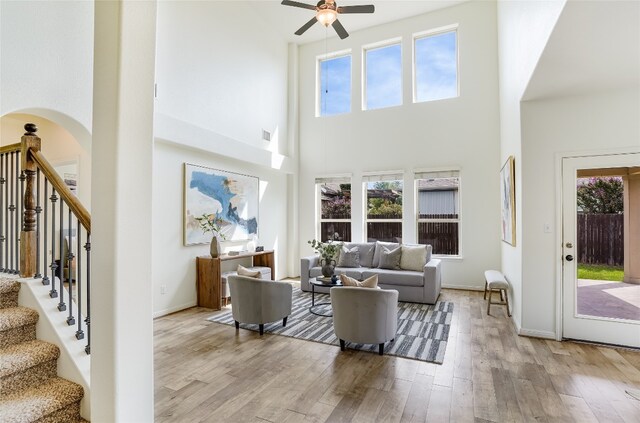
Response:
262,129,271,142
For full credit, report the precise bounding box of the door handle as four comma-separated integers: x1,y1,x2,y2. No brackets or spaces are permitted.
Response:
565,255,574,262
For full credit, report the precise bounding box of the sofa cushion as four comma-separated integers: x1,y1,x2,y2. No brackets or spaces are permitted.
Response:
372,241,400,268
362,269,424,287
378,246,402,270
342,242,375,268
309,267,323,278
340,274,378,288
335,267,366,280
400,244,428,272
337,246,360,268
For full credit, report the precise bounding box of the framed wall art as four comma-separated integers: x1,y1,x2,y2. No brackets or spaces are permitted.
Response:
184,163,259,245
500,156,516,246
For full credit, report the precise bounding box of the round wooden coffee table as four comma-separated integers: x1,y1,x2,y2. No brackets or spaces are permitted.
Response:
309,277,343,317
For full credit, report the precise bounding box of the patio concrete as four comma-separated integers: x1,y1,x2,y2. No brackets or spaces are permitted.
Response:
577,278,640,321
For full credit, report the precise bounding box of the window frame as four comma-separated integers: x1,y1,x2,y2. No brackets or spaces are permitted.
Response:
363,172,404,243
412,24,459,104
316,49,353,117
414,168,462,258
316,175,352,242
361,37,403,111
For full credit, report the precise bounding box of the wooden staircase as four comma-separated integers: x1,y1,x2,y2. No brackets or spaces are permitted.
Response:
0,277,86,422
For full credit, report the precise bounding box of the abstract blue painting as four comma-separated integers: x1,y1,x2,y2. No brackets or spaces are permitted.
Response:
184,163,259,245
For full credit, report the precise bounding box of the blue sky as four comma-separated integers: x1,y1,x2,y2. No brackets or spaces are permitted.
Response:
366,44,402,110
320,31,457,115
415,31,457,102
320,55,351,116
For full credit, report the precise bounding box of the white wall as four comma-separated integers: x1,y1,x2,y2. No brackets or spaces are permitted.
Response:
298,1,501,288
153,141,290,316
91,2,157,420
0,0,94,145
155,1,289,156
520,89,640,335
496,0,565,329
153,1,294,316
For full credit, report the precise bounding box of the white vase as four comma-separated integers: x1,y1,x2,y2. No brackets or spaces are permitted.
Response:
210,235,221,258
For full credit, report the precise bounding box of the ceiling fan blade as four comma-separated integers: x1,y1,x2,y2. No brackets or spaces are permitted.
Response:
337,5,375,14
281,0,317,11
295,16,318,35
332,19,349,39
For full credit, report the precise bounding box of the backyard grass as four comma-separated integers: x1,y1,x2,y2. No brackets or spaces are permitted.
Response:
577,264,624,282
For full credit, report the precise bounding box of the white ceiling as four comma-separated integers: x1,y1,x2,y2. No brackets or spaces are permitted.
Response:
245,0,468,44
523,1,640,101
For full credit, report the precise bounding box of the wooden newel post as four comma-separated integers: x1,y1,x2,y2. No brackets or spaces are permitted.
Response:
20,123,41,277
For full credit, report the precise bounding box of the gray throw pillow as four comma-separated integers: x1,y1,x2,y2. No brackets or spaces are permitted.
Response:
372,241,399,268
337,246,360,268
378,246,402,270
347,242,375,268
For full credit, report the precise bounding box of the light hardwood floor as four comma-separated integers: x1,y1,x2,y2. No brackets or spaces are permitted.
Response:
154,288,640,422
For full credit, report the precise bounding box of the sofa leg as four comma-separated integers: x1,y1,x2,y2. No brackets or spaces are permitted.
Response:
339,339,345,351
259,324,264,335
379,344,384,356
235,321,239,330
283,316,288,327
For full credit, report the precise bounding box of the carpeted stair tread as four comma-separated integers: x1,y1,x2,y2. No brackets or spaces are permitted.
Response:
0,277,20,294
0,307,39,331
0,377,84,423
0,340,59,378
0,278,21,309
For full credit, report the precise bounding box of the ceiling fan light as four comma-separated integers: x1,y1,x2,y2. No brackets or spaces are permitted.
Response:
317,8,337,27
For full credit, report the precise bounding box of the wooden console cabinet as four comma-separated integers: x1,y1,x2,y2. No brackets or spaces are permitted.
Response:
196,250,275,310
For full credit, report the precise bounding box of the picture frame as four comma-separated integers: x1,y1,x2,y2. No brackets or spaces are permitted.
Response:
500,156,516,246
183,163,259,246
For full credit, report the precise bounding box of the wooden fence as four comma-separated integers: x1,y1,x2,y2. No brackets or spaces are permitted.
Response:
322,222,458,255
577,213,623,266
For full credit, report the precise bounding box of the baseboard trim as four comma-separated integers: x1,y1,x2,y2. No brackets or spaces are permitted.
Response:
153,301,197,318
518,328,556,340
442,284,484,291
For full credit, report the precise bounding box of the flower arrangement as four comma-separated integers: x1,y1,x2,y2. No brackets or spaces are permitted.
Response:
195,213,227,240
308,239,342,263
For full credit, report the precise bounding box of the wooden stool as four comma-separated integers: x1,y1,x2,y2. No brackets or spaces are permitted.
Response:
484,270,511,316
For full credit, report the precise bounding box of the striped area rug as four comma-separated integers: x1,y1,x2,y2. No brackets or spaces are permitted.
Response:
207,287,453,364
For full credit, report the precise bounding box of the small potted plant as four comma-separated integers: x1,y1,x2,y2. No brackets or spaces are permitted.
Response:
308,239,342,277
196,213,227,258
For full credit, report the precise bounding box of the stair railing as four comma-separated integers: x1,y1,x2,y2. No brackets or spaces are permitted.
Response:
16,123,92,354
0,142,23,275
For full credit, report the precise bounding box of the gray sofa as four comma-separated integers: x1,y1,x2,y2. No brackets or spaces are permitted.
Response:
301,242,442,304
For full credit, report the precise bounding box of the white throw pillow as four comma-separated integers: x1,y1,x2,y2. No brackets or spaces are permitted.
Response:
237,265,262,278
400,244,428,272
339,274,378,288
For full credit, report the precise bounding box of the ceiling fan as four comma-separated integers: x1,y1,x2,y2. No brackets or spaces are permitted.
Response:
281,0,375,40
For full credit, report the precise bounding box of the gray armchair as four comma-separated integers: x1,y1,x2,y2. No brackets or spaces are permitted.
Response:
227,275,293,335
331,287,398,355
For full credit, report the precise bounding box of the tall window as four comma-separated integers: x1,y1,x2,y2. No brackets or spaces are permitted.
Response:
414,27,458,103
316,177,351,242
364,40,402,110
415,170,460,255
318,53,351,116
364,174,403,242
